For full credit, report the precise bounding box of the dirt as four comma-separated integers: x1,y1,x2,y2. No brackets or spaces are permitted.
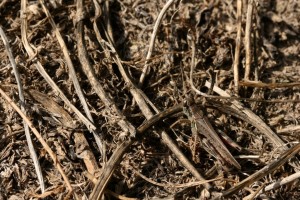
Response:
0,0,300,199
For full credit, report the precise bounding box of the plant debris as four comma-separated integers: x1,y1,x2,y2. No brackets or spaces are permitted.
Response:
0,0,300,199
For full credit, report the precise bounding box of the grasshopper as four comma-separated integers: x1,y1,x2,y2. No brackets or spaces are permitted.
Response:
184,97,241,171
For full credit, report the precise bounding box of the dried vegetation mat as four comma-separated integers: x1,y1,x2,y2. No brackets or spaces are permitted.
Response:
0,0,300,199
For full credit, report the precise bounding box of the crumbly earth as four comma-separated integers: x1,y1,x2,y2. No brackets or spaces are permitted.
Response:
0,0,299,199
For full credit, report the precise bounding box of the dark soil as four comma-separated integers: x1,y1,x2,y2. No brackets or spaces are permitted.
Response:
0,0,300,199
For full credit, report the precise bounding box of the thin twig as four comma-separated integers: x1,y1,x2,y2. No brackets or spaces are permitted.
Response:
101,40,154,118
104,29,211,186
222,143,300,197
89,140,133,200
89,102,209,199
239,80,300,89
0,0,8,9
20,0,96,132
91,0,136,137
160,131,210,186
262,170,300,192
233,0,242,92
92,1,154,117
244,0,254,80
137,104,183,133
0,26,45,193
139,0,175,86
39,0,93,129
103,0,115,46
204,81,287,149
277,125,300,134
189,63,300,103
133,168,221,188
0,86,73,195
38,3,100,174
74,0,106,159
243,183,266,200
91,5,210,199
